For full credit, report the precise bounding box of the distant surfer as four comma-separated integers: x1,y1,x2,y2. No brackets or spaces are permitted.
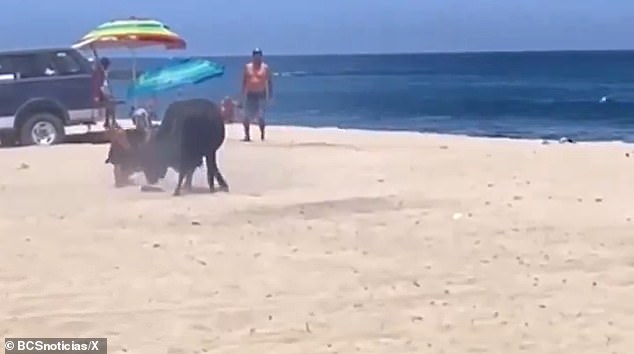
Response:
599,96,610,104
241,48,273,141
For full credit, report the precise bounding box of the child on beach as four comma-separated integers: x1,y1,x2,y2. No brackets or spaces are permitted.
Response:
221,96,240,123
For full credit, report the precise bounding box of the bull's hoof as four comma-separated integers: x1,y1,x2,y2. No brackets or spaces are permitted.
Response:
173,191,182,196
141,185,163,192
114,179,133,188
218,185,229,193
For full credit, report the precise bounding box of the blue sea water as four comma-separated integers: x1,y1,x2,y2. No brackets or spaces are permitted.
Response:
108,51,634,142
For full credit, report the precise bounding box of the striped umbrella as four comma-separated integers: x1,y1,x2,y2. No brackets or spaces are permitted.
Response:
73,17,187,109
72,17,186,50
127,58,224,99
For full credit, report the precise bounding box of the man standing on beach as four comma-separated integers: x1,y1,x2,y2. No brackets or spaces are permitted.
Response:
241,48,272,141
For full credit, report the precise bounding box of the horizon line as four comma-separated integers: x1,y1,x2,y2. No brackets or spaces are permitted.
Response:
100,47,634,59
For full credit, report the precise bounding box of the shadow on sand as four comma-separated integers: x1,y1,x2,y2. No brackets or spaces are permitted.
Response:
139,184,225,195
1,132,111,148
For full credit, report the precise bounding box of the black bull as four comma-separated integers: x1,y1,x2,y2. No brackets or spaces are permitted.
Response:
105,98,229,196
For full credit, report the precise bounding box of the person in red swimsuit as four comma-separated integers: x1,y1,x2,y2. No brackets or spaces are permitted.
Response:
92,57,115,127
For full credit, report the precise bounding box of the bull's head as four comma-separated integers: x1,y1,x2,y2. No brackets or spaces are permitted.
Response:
137,134,170,185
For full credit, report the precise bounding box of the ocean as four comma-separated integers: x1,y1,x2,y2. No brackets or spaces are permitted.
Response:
108,51,634,142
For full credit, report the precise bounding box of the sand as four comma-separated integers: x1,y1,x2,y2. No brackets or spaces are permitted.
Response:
1,125,633,353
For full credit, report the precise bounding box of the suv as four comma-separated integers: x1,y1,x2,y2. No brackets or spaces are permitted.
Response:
0,47,104,146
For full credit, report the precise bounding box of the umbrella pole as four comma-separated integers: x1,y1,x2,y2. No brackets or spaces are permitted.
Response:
132,49,138,110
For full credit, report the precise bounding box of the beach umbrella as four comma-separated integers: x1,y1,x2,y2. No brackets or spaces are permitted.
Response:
72,17,186,81
72,17,186,51
127,58,224,99
73,17,187,113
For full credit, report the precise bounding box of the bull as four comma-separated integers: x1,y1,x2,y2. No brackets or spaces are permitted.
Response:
105,98,229,196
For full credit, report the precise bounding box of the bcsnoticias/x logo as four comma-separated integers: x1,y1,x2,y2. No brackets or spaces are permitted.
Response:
5,338,107,353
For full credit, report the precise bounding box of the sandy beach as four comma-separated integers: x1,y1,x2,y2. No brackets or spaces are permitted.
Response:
1,125,633,353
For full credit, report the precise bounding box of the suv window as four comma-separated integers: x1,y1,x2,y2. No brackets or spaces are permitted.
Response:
0,56,16,81
50,51,83,76
0,56,14,74
8,53,56,79
0,51,86,80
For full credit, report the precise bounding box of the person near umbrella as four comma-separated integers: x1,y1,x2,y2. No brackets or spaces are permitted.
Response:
241,48,272,141
92,57,115,127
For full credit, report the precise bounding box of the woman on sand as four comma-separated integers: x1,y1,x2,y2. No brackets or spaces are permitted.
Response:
104,109,152,187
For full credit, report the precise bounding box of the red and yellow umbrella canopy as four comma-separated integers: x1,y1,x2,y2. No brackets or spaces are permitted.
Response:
72,17,186,50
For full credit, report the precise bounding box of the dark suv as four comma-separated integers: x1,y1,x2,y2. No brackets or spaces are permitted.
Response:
0,47,103,146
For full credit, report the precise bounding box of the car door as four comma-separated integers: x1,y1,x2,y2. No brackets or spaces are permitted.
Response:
8,52,61,117
0,55,18,130
9,51,96,124
47,50,96,122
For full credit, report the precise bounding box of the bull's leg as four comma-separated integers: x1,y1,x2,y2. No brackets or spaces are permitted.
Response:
174,153,199,196
207,152,229,192
205,154,217,193
184,172,193,191
174,168,193,196
114,165,130,188
113,165,123,188
174,160,193,196
215,170,229,192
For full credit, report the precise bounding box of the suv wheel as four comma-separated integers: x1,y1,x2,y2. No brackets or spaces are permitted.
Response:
19,113,65,146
